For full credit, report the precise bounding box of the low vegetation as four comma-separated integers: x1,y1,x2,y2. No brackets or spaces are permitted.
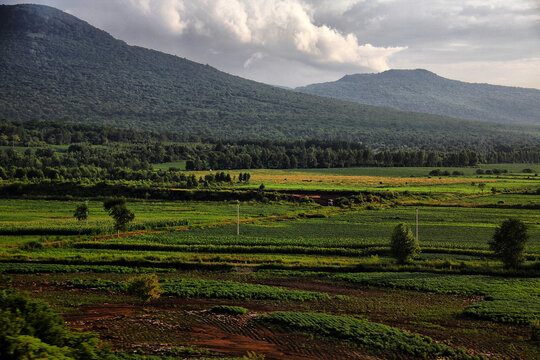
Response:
259,311,483,359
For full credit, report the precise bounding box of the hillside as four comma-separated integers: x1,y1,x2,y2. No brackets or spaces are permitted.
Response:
0,4,539,151
296,69,540,126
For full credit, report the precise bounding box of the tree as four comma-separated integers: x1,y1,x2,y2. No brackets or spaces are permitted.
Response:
489,218,529,268
390,223,420,264
0,289,116,360
478,183,486,194
127,274,162,303
73,202,88,239
103,197,135,237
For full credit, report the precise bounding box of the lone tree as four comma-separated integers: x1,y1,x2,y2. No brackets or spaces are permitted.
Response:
390,223,420,264
478,183,486,194
103,197,135,237
489,218,529,268
127,274,163,303
73,202,88,239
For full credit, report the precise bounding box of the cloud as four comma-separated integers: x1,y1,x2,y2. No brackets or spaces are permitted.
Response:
1,0,538,88
120,0,404,72
243,52,266,69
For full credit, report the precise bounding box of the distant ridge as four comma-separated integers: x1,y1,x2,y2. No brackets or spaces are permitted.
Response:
296,69,540,125
0,4,539,151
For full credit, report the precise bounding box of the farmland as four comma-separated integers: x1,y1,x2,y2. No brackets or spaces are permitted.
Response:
1,166,539,359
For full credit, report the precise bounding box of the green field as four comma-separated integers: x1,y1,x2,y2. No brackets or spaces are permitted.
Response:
2,165,540,359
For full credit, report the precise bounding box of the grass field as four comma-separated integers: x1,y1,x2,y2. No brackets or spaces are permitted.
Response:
182,165,540,193
2,165,540,359
0,199,319,236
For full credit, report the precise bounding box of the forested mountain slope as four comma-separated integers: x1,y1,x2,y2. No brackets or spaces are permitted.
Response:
1,4,539,151
296,69,540,126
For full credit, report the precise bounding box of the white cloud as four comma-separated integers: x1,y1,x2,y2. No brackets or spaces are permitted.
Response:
243,52,266,69
125,0,404,71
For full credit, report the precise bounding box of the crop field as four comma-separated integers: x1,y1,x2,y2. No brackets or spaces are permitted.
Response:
186,165,540,193
0,199,318,236
2,165,540,359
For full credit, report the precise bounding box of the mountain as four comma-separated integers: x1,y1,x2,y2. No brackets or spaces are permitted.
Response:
0,4,539,151
296,69,540,126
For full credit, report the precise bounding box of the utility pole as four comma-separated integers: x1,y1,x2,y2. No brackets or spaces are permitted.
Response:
237,201,240,236
415,208,419,242
85,200,89,226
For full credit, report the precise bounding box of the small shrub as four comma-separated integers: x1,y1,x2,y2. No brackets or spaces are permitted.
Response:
127,274,163,303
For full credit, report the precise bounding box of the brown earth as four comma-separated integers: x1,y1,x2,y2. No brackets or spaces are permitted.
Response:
63,302,376,360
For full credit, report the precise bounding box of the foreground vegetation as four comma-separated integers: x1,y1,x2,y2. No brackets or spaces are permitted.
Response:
0,162,538,359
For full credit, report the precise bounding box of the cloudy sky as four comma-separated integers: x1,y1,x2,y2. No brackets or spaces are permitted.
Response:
3,0,540,88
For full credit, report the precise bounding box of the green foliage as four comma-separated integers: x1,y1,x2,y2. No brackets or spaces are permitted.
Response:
19,240,44,251
0,289,116,359
103,197,135,234
489,218,529,268
68,279,329,302
6,335,73,360
259,311,483,359
390,223,420,264
210,305,248,315
126,274,162,303
0,263,172,274
73,203,88,223
327,272,540,325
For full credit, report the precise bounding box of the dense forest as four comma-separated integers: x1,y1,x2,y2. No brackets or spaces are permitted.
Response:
0,119,538,185
1,4,540,152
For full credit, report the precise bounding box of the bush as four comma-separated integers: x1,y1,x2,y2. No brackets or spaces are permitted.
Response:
19,241,44,251
489,218,529,268
390,224,419,264
0,289,116,359
127,274,163,303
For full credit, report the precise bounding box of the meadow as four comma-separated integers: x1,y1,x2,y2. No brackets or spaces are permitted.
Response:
2,165,540,359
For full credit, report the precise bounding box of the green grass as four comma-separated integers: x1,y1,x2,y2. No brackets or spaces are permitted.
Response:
291,164,539,177
0,198,316,237
303,271,540,325
117,206,540,253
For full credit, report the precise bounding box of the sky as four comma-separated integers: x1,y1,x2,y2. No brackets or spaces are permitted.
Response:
3,0,540,88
